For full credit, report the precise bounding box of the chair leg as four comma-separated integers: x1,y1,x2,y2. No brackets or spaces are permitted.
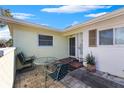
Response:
31,63,36,69
44,71,47,88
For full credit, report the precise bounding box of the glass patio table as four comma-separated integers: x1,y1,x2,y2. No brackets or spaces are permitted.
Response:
34,57,58,87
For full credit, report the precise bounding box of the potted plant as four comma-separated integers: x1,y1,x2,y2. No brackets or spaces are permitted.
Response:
85,53,96,72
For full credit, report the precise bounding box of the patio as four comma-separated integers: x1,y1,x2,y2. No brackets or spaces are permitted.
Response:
14,65,90,88
14,65,65,88
14,64,124,88
70,68,124,88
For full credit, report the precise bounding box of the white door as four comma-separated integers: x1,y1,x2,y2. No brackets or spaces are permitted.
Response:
76,32,83,61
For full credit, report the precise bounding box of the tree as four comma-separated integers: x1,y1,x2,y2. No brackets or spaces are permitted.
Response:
0,39,13,48
6,39,13,47
0,8,13,17
0,8,13,47
0,39,7,48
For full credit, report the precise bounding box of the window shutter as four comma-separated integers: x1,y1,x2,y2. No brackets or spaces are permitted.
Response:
89,29,97,47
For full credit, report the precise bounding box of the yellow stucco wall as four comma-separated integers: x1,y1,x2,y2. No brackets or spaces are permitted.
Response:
12,24,68,69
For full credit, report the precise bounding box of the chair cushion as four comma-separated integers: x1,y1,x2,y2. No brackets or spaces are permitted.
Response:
48,64,68,81
49,72,58,80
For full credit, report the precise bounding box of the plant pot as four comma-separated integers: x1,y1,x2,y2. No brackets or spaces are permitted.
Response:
87,64,96,72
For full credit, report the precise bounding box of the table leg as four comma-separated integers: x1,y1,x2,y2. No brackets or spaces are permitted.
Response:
44,65,48,88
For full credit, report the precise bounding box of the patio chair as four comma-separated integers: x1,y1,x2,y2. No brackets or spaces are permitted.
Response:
48,63,68,81
17,52,35,69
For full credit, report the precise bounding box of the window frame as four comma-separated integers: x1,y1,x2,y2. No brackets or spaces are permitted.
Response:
114,27,124,45
38,34,53,46
98,26,124,47
98,28,114,46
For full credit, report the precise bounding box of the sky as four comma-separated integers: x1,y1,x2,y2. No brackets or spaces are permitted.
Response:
0,5,124,40
0,5,124,29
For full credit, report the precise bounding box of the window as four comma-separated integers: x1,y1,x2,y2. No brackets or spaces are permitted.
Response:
38,35,53,46
115,27,124,44
89,29,97,47
99,29,113,45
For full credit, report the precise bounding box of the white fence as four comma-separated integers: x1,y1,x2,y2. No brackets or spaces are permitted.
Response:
0,47,16,88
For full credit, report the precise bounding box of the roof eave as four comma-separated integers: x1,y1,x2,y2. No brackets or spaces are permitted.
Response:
0,16,62,33
64,8,124,32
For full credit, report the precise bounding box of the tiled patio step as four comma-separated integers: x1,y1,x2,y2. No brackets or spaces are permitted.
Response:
58,57,83,71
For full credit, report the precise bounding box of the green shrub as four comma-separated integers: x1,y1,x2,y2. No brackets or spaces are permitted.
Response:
85,53,95,65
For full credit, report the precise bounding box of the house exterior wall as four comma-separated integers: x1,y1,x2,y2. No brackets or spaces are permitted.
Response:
7,11,124,77
12,24,68,69
68,14,124,78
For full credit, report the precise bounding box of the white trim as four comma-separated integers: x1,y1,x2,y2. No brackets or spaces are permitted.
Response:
76,33,78,58
80,32,83,58
97,29,99,47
